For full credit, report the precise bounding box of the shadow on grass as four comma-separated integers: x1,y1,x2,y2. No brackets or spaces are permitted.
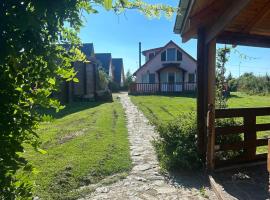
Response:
228,93,243,99
38,101,109,119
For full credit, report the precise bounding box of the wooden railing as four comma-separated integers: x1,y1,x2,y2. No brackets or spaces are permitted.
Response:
129,82,196,93
214,107,270,167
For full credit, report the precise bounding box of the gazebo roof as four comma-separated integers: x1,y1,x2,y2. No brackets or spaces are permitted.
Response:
174,0,270,47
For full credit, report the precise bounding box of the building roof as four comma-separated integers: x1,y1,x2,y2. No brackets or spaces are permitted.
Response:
141,47,163,56
133,40,196,75
80,43,94,58
95,53,112,73
174,0,270,46
61,43,95,60
112,58,124,84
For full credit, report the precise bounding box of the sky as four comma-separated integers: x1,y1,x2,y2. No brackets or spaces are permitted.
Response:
79,0,270,77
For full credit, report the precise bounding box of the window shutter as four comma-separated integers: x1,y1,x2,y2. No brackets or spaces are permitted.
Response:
177,50,182,61
161,51,166,61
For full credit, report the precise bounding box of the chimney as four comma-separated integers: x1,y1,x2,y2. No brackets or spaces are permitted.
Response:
139,42,141,68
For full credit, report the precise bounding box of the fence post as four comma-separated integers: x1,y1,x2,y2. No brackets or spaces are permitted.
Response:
244,114,257,161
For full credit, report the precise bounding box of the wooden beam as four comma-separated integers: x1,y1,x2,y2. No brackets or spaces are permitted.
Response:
205,0,252,44
196,28,208,159
182,0,230,42
267,139,270,172
206,39,216,170
217,31,270,48
241,0,270,33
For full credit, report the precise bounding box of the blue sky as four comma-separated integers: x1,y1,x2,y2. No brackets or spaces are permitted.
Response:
79,0,270,77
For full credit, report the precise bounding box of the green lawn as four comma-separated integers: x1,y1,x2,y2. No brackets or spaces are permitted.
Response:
130,92,270,152
24,98,131,200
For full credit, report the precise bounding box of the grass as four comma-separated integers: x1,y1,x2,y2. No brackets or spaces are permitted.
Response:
130,92,270,153
24,98,131,200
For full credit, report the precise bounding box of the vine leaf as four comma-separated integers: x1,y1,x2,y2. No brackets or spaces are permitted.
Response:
104,0,112,10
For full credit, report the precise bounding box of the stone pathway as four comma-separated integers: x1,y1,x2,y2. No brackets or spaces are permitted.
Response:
81,93,217,200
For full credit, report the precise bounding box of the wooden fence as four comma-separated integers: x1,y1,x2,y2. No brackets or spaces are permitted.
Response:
129,82,196,94
214,107,270,167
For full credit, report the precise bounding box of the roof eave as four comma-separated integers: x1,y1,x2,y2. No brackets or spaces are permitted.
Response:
174,0,194,36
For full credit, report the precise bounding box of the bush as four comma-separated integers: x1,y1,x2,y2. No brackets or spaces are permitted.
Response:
153,112,243,171
153,112,202,170
215,118,243,160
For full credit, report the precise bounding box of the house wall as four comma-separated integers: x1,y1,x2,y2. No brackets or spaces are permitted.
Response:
73,62,96,97
73,61,85,96
136,43,197,83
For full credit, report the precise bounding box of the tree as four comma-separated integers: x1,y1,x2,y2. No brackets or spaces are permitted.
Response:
216,46,231,109
0,1,176,198
123,70,134,90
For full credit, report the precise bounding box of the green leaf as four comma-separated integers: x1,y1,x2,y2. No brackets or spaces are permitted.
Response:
73,77,79,83
104,0,112,10
48,78,56,85
37,148,47,155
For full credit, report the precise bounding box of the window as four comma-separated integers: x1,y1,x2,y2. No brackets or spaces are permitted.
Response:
168,72,175,83
160,72,167,83
149,73,155,83
149,52,155,60
142,74,148,83
177,50,182,61
188,73,195,83
161,51,166,61
167,48,176,61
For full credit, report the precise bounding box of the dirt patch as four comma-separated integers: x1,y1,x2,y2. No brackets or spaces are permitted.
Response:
58,128,88,144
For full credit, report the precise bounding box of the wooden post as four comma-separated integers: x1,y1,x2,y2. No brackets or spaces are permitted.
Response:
197,28,208,159
244,114,256,160
206,39,216,170
267,139,270,194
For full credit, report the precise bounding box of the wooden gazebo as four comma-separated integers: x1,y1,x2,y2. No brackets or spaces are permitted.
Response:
174,0,270,169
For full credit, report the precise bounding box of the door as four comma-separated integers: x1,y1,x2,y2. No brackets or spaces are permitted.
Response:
168,73,175,92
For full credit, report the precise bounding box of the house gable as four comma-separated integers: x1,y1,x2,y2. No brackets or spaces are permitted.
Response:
95,53,113,77
134,40,197,76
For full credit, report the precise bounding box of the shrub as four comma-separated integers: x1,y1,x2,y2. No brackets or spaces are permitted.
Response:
153,112,202,170
215,118,243,160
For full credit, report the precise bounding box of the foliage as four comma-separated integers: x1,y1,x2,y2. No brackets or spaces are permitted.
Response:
98,68,110,90
216,46,231,108
215,118,243,160
131,93,270,155
123,70,135,90
1,0,176,199
232,73,270,95
153,112,202,170
215,47,243,160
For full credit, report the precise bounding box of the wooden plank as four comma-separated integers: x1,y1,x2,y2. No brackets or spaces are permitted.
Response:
216,153,267,167
217,31,270,48
217,142,245,151
241,1,270,34
215,125,245,136
205,0,252,44
257,138,268,147
215,107,270,118
255,123,270,131
268,139,270,172
206,39,216,170
209,175,226,200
